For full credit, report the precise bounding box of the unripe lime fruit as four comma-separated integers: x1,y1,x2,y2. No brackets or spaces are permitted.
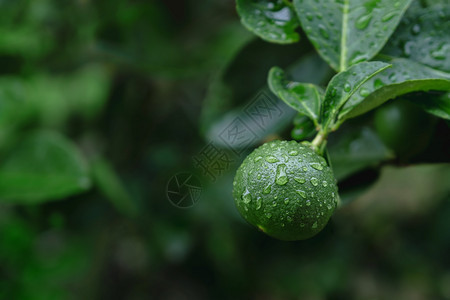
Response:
233,140,338,241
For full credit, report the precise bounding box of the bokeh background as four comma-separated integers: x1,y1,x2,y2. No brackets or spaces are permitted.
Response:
0,0,449,299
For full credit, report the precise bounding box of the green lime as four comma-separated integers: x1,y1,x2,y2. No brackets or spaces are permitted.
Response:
374,99,435,157
233,140,338,241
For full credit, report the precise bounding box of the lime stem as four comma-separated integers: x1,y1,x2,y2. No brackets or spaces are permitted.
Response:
311,130,327,154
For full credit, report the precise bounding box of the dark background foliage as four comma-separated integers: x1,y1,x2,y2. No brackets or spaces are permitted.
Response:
0,0,449,299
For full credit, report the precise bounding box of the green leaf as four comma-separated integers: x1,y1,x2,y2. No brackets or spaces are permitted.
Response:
91,158,138,217
321,61,391,130
268,66,322,125
328,126,393,181
236,0,300,44
0,131,91,203
382,4,450,72
339,57,450,120
409,92,450,120
293,0,412,71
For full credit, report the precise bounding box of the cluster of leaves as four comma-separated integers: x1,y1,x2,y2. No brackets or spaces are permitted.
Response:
237,0,450,154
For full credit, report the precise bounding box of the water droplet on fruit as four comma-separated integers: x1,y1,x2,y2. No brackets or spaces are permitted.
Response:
265,212,272,219
300,223,305,228
322,181,328,187
281,223,285,227
297,190,306,198
263,184,272,194
327,204,332,210
310,177,319,186
310,163,323,170
294,177,306,184
272,201,277,207
257,174,261,180
275,164,288,185
287,216,293,222
242,188,252,204
284,198,290,205
289,150,298,156
312,221,318,229
254,156,263,162
302,167,308,172
306,200,311,206
306,12,313,21
266,156,279,163
256,197,262,210
344,83,351,92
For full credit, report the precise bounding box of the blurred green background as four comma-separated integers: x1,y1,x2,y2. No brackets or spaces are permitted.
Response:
0,0,449,299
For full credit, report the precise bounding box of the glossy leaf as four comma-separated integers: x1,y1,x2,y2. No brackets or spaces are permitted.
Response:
236,0,300,44
291,114,316,140
293,0,412,71
382,4,450,72
321,61,391,129
340,57,450,121
410,92,450,120
328,126,393,181
0,131,91,203
268,66,322,125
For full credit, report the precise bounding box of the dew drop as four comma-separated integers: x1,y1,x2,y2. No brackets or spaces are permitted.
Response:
359,87,370,97
275,164,288,185
327,203,332,210
306,12,314,21
302,167,308,172
265,156,279,163
355,14,372,30
284,198,290,205
322,181,328,187
263,184,272,194
388,73,397,82
312,221,318,229
272,201,277,207
242,188,252,204
289,150,298,156
310,177,319,186
287,216,293,222
266,212,272,219
297,190,307,198
254,156,263,162
294,177,306,184
374,78,384,89
306,200,311,206
318,24,329,39
310,163,323,170
257,174,262,180
256,197,262,210
382,11,396,22
344,83,351,92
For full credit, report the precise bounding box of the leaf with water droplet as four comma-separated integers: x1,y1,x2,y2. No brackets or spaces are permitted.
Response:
321,61,391,131
292,0,413,71
340,57,450,121
382,4,450,72
237,0,300,44
268,67,323,126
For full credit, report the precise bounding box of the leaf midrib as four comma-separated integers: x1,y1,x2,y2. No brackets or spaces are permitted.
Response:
339,0,350,71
